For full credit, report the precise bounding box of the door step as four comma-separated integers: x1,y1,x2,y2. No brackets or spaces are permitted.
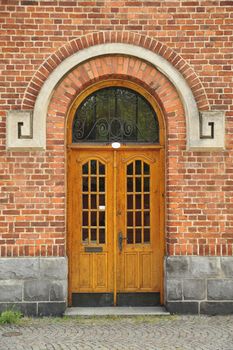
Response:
64,306,170,317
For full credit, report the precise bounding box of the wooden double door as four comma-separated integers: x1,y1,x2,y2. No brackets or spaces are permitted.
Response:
68,147,163,306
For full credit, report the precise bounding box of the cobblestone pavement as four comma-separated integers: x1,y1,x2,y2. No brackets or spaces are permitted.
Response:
0,315,233,350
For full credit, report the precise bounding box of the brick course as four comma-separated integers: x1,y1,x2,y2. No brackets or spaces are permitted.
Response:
0,1,233,258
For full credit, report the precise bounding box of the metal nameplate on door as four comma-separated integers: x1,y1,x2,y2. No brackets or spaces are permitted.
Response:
84,247,103,253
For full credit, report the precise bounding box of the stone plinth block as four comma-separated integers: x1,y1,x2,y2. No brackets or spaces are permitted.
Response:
0,257,68,316
0,258,39,280
183,279,205,300
167,280,182,301
0,281,22,302
207,280,233,300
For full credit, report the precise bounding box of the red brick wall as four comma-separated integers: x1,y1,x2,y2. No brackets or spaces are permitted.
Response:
0,0,232,257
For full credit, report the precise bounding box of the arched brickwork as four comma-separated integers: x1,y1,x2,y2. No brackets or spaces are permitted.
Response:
47,54,186,257
47,55,185,151
22,31,209,111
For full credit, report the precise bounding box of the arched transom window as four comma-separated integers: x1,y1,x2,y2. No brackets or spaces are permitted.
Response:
72,87,159,143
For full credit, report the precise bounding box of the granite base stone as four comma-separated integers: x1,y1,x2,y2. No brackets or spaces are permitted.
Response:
1,256,232,316
0,257,67,316
165,256,233,315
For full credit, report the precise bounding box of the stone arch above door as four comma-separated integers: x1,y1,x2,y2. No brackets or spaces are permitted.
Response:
6,32,225,151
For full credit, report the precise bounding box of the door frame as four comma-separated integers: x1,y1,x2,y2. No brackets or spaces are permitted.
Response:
66,79,165,306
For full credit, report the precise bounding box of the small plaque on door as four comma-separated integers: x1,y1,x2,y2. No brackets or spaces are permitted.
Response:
84,246,103,253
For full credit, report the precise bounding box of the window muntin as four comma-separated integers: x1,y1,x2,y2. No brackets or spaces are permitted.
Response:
82,160,106,245
126,160,151,245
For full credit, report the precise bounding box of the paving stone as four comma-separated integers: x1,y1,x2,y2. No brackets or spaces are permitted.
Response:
0,315,233,350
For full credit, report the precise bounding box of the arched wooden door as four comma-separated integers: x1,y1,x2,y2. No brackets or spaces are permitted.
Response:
67,82,165,306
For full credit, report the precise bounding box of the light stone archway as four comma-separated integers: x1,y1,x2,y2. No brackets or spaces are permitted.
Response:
7,43,225,151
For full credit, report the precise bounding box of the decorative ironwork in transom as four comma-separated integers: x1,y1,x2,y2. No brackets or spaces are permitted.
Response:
72,87,159,143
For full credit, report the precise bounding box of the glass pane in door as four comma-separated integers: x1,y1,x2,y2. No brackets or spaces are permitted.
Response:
126,160,151,244
82,160,106,244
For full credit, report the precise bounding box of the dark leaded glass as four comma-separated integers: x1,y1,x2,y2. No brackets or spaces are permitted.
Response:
72,87,159,143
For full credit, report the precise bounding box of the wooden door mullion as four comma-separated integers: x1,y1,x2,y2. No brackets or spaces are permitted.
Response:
113,150,117,306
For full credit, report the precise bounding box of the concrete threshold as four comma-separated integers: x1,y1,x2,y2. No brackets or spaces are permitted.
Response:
64,306,170,317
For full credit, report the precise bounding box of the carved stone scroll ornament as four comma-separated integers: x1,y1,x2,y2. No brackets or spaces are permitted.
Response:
6,109,225,151
17,113,33,140
6,110,43,150
196,111,225,150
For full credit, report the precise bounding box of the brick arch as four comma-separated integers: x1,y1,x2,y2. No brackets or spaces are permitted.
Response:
47,55,185,149
22,31,209,111
15,34,222,151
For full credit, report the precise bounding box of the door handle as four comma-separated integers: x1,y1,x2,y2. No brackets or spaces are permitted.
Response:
118,232,126,252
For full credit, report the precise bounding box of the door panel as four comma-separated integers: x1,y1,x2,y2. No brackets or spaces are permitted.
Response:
140,253,152,289
94,253,108,289
116,151,161,294
68,148,162,306
68,149,114,299
124,253,138,289
79,254,92,289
